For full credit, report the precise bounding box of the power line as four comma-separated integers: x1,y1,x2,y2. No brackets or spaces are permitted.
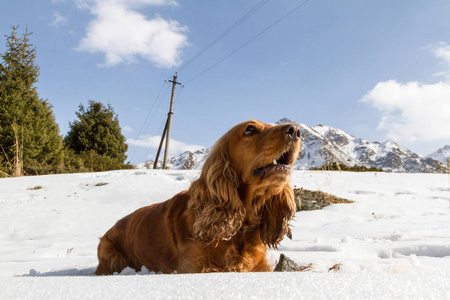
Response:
131,82,170,163
173,85,184,103
134,1,270,163
135,0,311,162
178,0,270,72
184,0,312,85
143,86,184,163
128,80,166,162
142,83,171,137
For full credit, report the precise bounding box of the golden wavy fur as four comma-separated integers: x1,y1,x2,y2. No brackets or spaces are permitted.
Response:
95,120,300,274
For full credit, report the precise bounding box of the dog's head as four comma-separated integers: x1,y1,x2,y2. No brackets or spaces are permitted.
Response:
189,120,300,247
226,120,300,194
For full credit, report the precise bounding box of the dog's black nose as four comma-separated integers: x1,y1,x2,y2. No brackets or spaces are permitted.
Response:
281,124,300,141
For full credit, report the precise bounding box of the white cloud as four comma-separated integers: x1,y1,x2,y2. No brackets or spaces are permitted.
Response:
51,11,68,27
122,125,133,132
432,42,450,79
433,42,450,65
74,0,188,67
127,135,204,156
360,43,450,143
360,80,450,142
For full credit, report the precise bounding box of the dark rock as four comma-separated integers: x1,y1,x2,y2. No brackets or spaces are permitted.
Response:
293,188,352,212
273,254,304,272
273,254,313,272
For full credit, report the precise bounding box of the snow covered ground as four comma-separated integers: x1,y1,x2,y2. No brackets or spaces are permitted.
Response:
1,170,450,299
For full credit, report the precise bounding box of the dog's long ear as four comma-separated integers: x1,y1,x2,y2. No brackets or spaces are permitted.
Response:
259,185,296,248
189,136,245,243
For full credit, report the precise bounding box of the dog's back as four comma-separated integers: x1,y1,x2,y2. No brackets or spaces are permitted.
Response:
95,191,191,275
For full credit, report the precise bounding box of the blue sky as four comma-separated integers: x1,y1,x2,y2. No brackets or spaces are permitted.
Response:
1,0,450,164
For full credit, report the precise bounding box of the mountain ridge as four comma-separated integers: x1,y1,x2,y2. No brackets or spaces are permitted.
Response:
140,119,448,173
428,145,450,165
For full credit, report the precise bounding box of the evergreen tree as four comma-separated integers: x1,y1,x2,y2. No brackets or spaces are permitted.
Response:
65,100,128,165
0,25,63,176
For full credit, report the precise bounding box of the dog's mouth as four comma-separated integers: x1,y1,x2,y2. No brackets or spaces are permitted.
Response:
253,147,296,178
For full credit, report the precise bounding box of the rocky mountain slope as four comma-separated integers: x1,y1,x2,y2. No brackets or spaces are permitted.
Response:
428,145,450,165
142,119,447,173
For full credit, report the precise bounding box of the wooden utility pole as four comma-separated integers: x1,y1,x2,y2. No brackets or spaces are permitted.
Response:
153,118,168,169
154,73,181,169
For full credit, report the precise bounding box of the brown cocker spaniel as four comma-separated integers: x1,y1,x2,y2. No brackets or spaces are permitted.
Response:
95,120,300,274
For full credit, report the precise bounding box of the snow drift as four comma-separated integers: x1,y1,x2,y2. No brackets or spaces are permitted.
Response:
1,170,449,299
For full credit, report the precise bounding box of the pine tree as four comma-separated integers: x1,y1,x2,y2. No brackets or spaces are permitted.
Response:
65,100,129,167
0,25,63,176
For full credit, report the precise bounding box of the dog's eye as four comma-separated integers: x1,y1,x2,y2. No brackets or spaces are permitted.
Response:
244,125,257,136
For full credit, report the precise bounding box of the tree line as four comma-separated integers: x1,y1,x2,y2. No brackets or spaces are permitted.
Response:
0,26,131,177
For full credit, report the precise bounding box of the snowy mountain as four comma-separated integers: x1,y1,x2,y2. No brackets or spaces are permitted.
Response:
142,119,447,173
275,118,446,173
142,148,209,170
428,145,450,165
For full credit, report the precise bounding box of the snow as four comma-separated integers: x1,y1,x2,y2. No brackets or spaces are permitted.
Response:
2,273,450,299
1,170,450,299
